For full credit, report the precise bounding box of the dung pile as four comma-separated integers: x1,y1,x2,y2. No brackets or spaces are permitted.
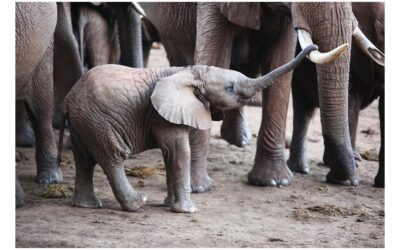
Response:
125,165,165,178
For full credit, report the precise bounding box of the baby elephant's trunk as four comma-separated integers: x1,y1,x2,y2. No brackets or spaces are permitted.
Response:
241,44,318,90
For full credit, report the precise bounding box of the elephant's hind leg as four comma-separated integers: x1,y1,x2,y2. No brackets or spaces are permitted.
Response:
287,84,315,174
101,161,147,212
70,133,102,208
26,44,62,184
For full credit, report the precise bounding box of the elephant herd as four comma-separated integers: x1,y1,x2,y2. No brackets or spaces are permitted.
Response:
16,2,384,213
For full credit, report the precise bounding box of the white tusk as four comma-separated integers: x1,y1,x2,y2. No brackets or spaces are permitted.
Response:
297,28,349,64
131,2,146,17
353,27,384,66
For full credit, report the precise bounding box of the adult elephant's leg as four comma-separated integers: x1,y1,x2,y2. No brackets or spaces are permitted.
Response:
26,45,62,184
287,81,315,174
189,129,212,193
53,2,83,129
195,2,251,148
248,21,296,187
16,101,35,147
84,6,119,66
375,95,384,187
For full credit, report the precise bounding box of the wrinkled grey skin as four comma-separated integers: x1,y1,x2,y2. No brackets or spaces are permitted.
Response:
59,47,314,213
140,2,358,187
16,2,62,186
15,2,61,208
288,2,385,187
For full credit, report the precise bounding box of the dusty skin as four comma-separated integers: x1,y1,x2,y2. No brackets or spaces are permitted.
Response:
16,46,384,247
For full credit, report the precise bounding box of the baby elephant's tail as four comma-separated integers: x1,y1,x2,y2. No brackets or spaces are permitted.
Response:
57,109,68,168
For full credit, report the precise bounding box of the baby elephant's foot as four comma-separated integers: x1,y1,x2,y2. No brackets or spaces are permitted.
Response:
171,200,197,213
35,167,63,184
120,192,148,212
163,194,174,207
287,158,310,174
191,174,212,193
72,194,102,208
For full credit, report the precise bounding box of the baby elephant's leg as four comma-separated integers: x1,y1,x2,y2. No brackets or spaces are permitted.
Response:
189,129,212,193
102,162,147,212
164,146,197,213
70,134,102,208
162,154,174,206
154,124,197,213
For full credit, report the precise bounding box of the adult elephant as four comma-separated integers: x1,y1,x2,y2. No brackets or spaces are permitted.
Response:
288,2,385,187
140,2,382,187
52,2,144,129
16,2,61,184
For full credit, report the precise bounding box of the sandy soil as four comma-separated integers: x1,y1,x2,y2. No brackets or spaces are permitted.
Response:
15,46,384,247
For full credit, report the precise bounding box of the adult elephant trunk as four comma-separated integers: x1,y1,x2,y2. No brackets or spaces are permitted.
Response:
293,2,357,184
114,3,143,68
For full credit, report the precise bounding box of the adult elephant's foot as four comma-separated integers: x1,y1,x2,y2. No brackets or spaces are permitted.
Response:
326,171,358,186
72,194,102,208
287,157,310,174
248,154,293,187
171,200,197,213
323,149,362,164
16,126,36,147
220,109,252,147
191,172,212,193
34,165,63,184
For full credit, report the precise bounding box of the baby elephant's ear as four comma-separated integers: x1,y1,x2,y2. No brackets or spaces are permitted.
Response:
151,70,212,130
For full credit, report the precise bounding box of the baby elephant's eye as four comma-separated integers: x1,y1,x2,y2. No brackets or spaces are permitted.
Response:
225,84,235,93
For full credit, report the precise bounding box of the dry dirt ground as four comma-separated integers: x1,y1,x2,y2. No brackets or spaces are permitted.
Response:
15,46,384,247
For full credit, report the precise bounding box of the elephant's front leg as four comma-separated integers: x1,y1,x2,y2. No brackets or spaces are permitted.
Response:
154,123,197,213
195,2,252,147
189,129,212,193
248,22,296,187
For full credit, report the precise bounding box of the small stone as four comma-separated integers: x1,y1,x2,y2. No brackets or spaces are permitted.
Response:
360,148,379,161
269,238,284,242
16,151,28,162
361,127,379,136
137,180,145,187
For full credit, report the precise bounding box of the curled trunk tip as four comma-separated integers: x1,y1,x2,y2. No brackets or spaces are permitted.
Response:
297,28,349,64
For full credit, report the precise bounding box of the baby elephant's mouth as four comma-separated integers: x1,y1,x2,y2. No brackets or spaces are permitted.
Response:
238,94,256,105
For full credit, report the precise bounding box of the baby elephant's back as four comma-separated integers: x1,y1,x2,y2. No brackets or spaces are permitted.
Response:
65,65,155,159
66,65,154,116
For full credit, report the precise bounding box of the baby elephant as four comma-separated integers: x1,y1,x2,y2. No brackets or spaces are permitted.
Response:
58,45,317,213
